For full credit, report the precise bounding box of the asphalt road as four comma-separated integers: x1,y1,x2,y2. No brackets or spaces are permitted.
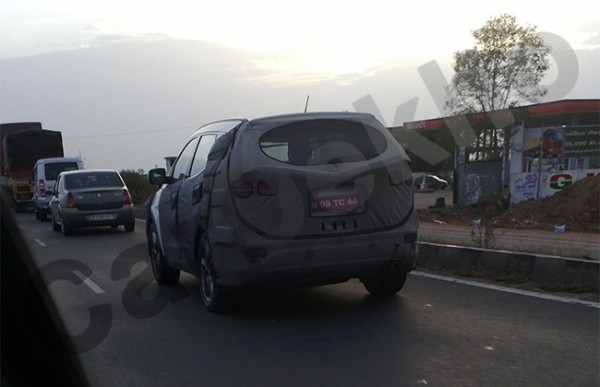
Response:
11,211,600,387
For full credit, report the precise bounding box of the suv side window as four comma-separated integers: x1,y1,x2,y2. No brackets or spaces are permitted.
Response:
189,135,217,177
171,137,200,180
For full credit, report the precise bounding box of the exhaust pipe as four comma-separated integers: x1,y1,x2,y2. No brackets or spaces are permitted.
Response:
382,260,405,274
391,261,403,272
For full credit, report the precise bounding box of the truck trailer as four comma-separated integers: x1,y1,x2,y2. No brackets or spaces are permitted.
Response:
1,122,64,211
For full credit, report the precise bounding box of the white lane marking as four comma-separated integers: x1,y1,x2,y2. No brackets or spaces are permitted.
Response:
411,271,600,309
73,271,105,294
35,238,47,247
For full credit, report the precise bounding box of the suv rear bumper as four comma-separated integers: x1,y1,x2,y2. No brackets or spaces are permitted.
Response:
211,213,419,287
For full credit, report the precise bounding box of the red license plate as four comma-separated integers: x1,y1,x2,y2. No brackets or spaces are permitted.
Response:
310,193,360,215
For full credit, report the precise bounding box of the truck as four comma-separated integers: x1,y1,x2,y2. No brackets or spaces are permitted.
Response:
1,122,64,211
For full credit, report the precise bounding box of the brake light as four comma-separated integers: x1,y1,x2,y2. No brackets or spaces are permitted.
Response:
232,180,278,198
66,192,76,208
123,189,133,205
257,181,278,196
39,179,45,195
232,180,253,198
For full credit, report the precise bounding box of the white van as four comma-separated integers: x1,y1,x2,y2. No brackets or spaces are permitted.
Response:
33,157,84,221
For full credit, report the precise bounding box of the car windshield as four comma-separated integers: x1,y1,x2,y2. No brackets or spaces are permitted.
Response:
44,162,79,180
64,172,123,189
259,119,388,165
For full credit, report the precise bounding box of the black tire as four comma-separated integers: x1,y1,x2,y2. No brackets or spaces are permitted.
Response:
362,264,408,297
39,211,47,222
124,222,135,232
198,236,232,313
149,223,179,285
61,216,73,236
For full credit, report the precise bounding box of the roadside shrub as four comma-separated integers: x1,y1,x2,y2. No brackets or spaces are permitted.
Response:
120,169,156,206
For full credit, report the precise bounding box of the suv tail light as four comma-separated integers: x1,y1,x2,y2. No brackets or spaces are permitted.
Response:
257,181,278,196
123,189,133,205
66,192,76,208
232,180,253,198
39,179,45,195
232,180,278,198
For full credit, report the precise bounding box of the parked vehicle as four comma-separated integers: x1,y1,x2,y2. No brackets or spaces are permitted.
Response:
414,174,449,190
49,169,135,236
1,122,63,211
146,112,419,312
33,157,84,221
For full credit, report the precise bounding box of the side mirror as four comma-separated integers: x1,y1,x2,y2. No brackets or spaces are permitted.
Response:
148,168,167,186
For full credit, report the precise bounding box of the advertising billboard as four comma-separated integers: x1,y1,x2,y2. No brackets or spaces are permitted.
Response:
510,170,600,204
522,125,599,158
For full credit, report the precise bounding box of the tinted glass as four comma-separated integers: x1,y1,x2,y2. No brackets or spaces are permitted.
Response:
44,162,79,180
189,135,217,177
171,137,200,180
259,119,388,165
64,172,123,189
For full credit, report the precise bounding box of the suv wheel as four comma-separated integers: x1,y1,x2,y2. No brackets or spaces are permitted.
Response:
198,236,232,312
362,261,408,296
149,223,179,285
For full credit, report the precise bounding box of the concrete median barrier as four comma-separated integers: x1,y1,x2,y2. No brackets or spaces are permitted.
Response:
417,242,599,292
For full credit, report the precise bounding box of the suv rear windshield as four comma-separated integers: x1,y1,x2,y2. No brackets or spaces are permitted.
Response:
259,119,388,165
44,162,79,180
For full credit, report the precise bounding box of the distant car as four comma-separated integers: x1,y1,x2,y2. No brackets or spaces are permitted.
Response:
33,157,84,221
146,112,419,312
49,169,135,236
414,174,449,190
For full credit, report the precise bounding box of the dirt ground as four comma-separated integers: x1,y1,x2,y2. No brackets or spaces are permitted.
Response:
416,175,600,234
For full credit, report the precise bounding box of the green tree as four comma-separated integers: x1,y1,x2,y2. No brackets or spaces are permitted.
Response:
445,14,551,161
446,14,551,114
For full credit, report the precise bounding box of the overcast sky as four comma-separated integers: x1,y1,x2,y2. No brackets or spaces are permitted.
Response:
1,0,598,170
